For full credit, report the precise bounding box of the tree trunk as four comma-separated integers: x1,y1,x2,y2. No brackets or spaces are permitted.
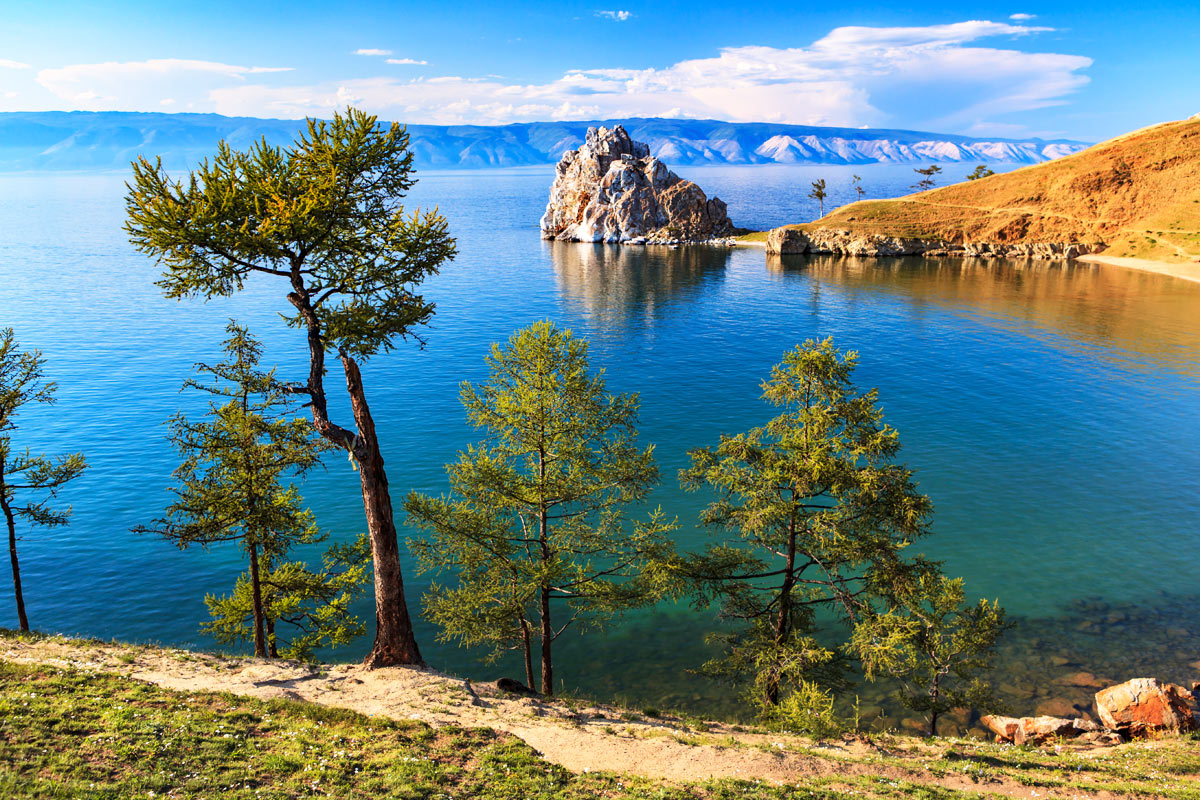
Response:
539,586,553,696
766,518,798,707
266,614,279,658
342,354,423,668
2,481,29,633
520,616,535,691
248,543,267,658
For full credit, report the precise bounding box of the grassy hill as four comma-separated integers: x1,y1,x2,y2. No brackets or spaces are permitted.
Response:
5,632,1200,799
797,116,1200,262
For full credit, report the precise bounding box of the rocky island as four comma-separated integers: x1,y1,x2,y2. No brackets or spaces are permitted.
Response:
540,125,742,244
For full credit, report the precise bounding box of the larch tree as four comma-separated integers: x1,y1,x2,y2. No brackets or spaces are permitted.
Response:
912,165,943,191
204,532,372,662
678,338,935,731
405,321,678,695
852,572,1010,736
0,329,88,632
808,179,828,218
134,323,331,658
852,174,865,201
125,107,457,666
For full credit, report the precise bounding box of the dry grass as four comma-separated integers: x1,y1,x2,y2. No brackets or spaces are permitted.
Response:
795,116,1200,261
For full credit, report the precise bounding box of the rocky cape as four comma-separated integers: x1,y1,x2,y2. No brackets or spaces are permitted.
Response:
765,226,1096,261
540,126,741,244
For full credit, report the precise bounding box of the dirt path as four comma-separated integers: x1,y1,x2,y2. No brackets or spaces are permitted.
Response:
0,636,1155,798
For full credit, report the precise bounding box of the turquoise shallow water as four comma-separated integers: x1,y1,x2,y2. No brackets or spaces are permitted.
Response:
2,164,1199,722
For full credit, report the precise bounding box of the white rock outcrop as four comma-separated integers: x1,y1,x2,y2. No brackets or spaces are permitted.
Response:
540,126,739,244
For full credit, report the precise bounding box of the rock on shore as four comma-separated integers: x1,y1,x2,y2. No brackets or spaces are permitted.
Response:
765,226,1094,261
540,126,739,244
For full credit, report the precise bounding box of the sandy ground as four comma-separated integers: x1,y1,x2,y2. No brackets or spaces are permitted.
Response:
1,636,1150,798
1077,254,1200,285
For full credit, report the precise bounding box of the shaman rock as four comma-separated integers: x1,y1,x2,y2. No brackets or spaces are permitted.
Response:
540,125,739,244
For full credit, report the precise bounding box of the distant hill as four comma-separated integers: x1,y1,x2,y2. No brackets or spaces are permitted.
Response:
0,111,1087,172
793,116,1200,261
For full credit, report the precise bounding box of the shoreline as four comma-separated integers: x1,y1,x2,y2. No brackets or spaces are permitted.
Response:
1077,253,1200,285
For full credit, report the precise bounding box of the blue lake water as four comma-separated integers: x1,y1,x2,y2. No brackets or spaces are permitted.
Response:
2,162,1199,722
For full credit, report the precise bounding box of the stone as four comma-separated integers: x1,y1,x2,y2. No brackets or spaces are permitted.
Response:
540,126,739,244
982,714,1099,746
763,225,1094,261
1055,671,1104,689
1094,678,1198,735
1036,697,1079,718
495,677,540,697
981,714,1021,740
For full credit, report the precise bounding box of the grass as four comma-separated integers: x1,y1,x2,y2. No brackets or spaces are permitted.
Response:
3,651,1200,799
779,115,1200,261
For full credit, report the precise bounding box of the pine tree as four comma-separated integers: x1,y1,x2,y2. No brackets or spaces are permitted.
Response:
134,323,336,658
966,165,996,181
853,573,1010,736
405,321,678,695
808,179,828,217
852,174,866,201
912,165,943,191
125,107,457,667
203,533,372,662
0,329,87,632
678,338,934,730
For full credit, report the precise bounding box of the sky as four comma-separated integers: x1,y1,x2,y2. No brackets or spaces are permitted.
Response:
1,0,1196,141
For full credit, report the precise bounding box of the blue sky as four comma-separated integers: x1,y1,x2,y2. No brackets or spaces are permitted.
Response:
1,0,1196,141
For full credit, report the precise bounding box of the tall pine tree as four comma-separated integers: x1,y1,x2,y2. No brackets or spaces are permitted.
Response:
135,323,344,658
1,329,87,632
679,338,935,730
405,321,677,694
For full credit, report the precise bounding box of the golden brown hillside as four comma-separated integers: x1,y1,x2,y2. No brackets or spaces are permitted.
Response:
798,116,1200,262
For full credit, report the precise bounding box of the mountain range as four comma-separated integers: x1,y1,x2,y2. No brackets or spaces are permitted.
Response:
0,111,1088,172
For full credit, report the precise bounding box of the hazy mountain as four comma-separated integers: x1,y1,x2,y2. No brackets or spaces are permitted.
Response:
0,111,1088,172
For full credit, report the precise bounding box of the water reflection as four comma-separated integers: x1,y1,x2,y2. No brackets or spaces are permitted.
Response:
550,241,731,325
768,254,1200,377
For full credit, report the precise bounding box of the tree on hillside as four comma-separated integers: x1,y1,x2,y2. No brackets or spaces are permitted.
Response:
134,323,354,659
125,107,457,667
808,179,828,218
853,572,1010,736
966,165,995,181
851,174,865,201
678,339,935,731
0,329,87,632
405,321,678,695
912,165,943,191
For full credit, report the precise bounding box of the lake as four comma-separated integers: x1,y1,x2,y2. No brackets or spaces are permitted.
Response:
2,162,1199,727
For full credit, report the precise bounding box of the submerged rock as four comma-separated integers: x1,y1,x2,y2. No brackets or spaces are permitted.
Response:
540,125,739,244
1094,678,1198,736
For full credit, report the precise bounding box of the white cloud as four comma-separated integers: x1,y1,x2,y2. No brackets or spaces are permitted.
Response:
386,58,428,65
596,10,633,21
36,59,292,110
355,48,392,56
25,22,1091,135
0,58,31,69
1010,13,1037,20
